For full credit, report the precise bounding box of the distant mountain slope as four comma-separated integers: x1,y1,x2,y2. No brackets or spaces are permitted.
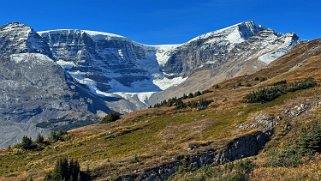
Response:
0,23,109,147
39,21,301,110
149,22,300,104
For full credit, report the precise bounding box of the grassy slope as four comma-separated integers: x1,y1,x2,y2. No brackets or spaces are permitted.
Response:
162,39,321,180
1,39,321,181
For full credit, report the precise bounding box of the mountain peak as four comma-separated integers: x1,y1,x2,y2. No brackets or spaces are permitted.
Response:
0,22,52,56
188,21,266,44
236,21,260,27
0,22,33,32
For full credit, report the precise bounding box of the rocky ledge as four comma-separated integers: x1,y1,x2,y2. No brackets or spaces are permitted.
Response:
112,130,271,181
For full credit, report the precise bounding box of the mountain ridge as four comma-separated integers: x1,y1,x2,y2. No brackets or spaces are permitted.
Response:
0,21,301,147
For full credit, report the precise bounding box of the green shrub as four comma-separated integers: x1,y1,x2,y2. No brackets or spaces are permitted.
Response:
267,146,301,167
172,160,254,181
287,78,317,92
194,91,202,97
49,130,66,143
19,136,35,150
197,99,211,110
177,99,212,110
175,100,186,110
182,94,188,99
17,134,49,151
221,160,253,181
234,160,254,174
101,111,120,123
267,120,321,167
244,86,285,103
153,91,207,108
35,134,45,144
296,121,321,154
254,77,267,82
245,78,317,103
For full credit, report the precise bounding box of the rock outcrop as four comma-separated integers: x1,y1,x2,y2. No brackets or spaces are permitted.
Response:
114,131,271,181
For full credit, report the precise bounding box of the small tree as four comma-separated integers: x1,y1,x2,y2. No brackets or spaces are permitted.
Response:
194,91,202,97
35,134,45,144
101,111,120,123
197,99,211,110
69,159,80,181
44,157,91,181
49,130,66,143
175,100,186,110
20,136,33,150
182,94,188,99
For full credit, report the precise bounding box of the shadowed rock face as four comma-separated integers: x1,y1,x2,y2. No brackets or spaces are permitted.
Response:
0,23,110,147
40,29,153,88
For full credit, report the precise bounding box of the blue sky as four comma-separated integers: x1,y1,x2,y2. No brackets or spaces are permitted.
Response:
1,0,320,44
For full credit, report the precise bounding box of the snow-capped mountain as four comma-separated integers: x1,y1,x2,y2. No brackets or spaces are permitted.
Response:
38,21,300,111
149,22,300,103
0,23,109,147
162,21,300,76
0,21,300,147
38,29,186,112
0,22,52,56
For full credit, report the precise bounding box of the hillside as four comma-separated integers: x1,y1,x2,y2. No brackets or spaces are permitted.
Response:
1,37,321,181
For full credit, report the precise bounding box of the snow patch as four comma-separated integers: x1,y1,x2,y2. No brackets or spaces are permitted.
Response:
56,59,75,70
153,76,188,90
226,29,245,44
258,33,298,64
118,49,125,59
155,44,180,66
258,48,288,64
82,30,125,39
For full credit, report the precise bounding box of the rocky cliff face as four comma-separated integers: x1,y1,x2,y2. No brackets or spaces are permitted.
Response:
39,30,173,112
0,23,109,147
39,21,301,109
